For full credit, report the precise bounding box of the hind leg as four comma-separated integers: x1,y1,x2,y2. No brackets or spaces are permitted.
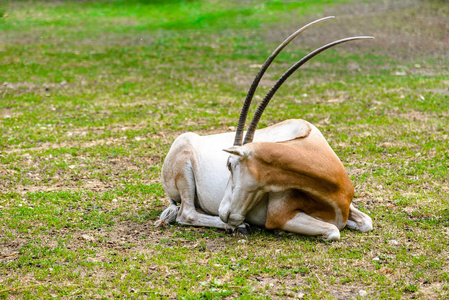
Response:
161,134,231,230
345,203,373,232
174,174,232,230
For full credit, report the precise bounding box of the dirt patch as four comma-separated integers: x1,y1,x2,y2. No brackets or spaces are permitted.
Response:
12,178,112,195
0,218,230,269
1,124,167,154
0,81,74,99
426,88,449,96
2,138,117,154
266,0,449,61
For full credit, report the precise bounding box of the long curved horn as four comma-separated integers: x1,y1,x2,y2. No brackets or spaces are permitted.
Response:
233,16,335,146
243,36,374,144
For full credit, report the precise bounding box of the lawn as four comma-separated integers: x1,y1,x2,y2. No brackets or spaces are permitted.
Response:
0,0,448,298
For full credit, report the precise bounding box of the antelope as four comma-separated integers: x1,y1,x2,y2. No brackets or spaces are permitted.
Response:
156,17,373,241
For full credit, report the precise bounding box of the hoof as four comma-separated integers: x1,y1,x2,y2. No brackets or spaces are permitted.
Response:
224,224,234,234
154,219,169,228
236,226,249,236
359,221,373,232
346,219,373,232
322,227,340,241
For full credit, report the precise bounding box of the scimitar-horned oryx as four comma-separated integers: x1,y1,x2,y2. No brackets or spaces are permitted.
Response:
156,17,373,241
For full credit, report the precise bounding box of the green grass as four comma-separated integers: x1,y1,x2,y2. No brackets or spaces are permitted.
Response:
1,0,448,298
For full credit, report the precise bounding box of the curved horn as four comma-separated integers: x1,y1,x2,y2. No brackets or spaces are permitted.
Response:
243,36,375,144
233,16,335,146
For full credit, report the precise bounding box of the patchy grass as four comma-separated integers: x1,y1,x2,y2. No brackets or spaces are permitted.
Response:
0,0,448,298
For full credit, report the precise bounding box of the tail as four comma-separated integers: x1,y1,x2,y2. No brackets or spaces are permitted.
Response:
154,198,179,227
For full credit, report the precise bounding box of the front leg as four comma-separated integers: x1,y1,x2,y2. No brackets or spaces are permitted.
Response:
265,192,340,241
177,205,249,234
345,203,373,232
280,212,340,241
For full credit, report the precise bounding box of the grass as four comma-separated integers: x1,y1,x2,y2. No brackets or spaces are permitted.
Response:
0,0,448,298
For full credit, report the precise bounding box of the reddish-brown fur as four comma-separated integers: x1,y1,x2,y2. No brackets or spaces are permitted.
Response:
244,133,354,229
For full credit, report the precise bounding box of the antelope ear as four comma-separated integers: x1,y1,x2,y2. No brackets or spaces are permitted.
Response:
223,146,251,158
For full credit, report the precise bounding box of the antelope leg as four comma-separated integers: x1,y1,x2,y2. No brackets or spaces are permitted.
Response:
177,208,231,230
280,212,341,241
345,204,373,232
265,191,341,241
175,175,244,231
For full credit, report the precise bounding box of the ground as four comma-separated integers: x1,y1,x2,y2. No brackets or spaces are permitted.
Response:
0,0,448,299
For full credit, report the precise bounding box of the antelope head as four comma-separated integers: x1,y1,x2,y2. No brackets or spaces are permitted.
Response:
218,17,373,228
